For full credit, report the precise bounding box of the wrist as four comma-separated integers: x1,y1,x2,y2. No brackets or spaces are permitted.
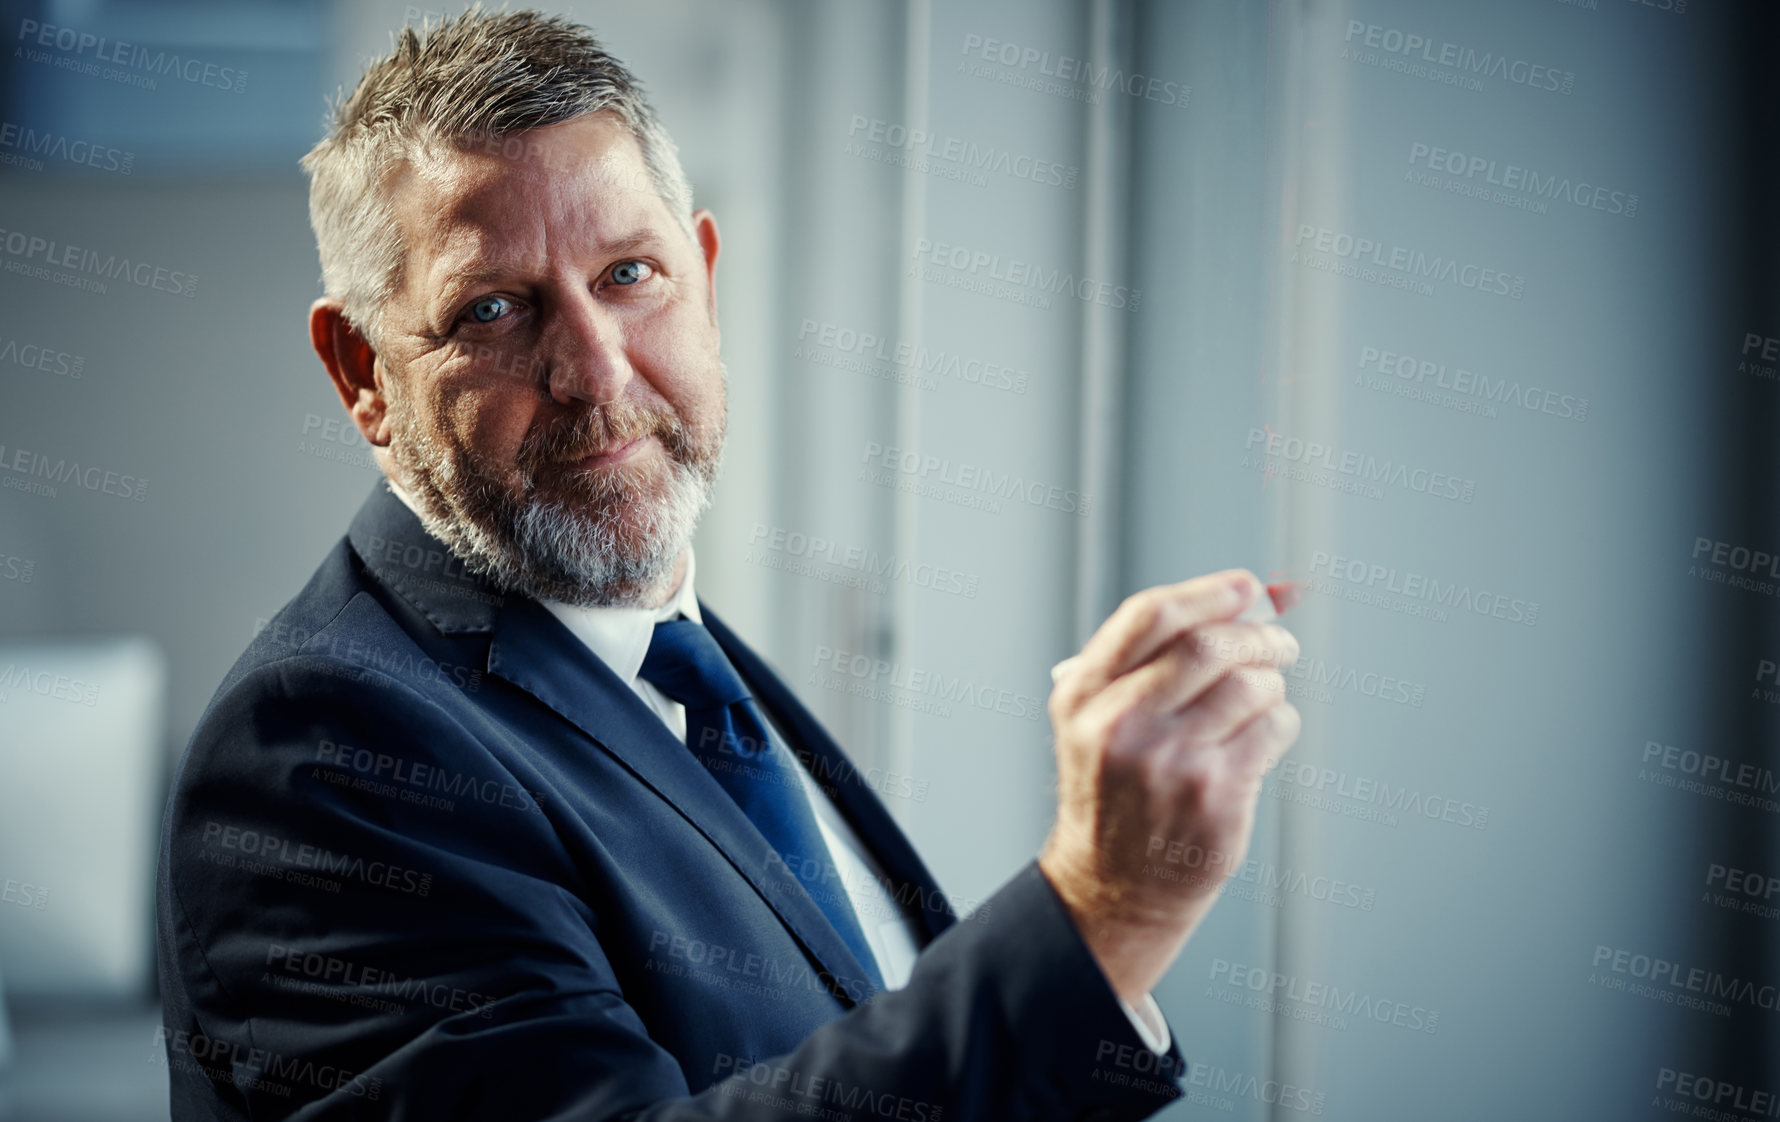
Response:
1037,849,1199,1005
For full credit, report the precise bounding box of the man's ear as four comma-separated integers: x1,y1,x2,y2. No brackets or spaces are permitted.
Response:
692,208,721,332
310,299,394,447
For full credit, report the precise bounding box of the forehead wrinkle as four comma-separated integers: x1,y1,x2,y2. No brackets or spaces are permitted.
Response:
427,206,663,304
396,118,675,314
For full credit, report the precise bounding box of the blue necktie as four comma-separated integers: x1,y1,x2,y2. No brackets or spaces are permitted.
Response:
639,618,885,992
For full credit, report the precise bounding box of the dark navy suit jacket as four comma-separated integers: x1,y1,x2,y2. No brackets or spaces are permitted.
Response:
156,483,1186,1120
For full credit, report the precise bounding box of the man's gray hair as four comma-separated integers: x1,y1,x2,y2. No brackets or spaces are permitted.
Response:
300,7,694,350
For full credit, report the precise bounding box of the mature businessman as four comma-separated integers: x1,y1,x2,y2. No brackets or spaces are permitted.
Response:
156,10,1302,1120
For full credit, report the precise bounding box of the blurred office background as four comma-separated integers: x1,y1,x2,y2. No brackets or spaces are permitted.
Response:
1,0,1775,1117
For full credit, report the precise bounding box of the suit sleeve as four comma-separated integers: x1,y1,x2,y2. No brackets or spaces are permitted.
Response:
158,657,1186,1122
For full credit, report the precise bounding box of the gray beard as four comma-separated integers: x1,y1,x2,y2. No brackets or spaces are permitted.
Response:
386,401,722,610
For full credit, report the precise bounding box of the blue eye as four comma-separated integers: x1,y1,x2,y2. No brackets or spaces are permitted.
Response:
467,295,511,323
611,260,652,286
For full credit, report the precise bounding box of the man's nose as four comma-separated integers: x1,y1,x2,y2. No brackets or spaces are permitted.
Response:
543,295,634,406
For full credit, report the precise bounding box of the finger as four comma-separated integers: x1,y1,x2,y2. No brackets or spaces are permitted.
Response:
1185,621,1300,673
1222,698,1302,780
1170,666,1288,743
1065,570,1260,700
1050,654,1080,683
1100,621,1298,721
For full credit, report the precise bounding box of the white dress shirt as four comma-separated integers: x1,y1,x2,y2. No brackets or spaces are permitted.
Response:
381,481,1169,1051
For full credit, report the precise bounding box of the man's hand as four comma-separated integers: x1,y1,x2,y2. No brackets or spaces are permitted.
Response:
1037,569,1302,1005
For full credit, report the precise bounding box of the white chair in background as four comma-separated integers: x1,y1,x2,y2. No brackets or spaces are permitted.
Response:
0,637,167,1007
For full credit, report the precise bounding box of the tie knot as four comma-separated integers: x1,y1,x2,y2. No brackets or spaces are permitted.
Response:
638,618,751,710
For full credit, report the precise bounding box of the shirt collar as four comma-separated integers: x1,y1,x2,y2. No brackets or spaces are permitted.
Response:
540,549,701,688
383,474,699,685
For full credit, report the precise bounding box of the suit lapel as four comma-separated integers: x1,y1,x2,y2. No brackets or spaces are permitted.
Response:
700,604,960,946
345,482,953,999
485,597,887,1005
